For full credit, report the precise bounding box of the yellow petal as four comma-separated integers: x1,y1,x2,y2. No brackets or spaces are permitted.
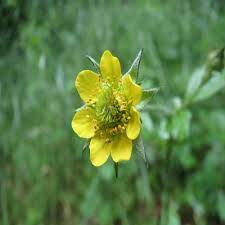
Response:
100,50,121,84
90,136,111,167
111,134,132,163
71,107,97,138
122,74,142,105
75,70,101,103
126,107,141,140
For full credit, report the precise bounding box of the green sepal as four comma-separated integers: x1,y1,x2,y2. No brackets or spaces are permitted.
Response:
137,88,159,112
75,105,85,112
113,162,119,178
142,88,159,101
126,48,143,82
85,55,100,73
82,140,90,153
134,135,149,167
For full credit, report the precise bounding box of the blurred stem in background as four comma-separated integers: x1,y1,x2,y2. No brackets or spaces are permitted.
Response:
152,47,225,225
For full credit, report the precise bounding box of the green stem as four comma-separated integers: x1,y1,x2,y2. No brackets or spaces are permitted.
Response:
114,162,119,178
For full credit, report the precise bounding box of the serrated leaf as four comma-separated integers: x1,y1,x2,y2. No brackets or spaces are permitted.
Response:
86,55,100,72
126,49,143,82
194,69,225,102
135,135,148,167
142,88,159,101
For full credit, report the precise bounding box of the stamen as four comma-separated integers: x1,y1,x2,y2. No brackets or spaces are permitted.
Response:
95,81,131,137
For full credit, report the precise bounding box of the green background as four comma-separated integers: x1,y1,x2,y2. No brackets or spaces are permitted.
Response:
1,0,225,224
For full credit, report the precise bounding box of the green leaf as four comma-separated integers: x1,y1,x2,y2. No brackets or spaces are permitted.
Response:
160,201,180,225
206,47,225,72
168,202,181,225
186,66,206,99
126,48,143,82
158,119,170,140
135,135,148,167
176,145,196,169
217,191,225,221
85,55,100,72
170,110,192,141
194,69,225,102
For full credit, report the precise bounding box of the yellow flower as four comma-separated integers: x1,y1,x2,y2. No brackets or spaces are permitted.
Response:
72,50,142,167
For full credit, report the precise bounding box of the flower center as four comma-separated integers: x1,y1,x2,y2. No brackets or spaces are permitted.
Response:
95,83,131,137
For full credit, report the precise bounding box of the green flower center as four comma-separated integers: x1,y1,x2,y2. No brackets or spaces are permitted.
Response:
95,83,131,137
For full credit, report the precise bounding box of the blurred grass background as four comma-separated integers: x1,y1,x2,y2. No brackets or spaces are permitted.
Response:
1,0,225,224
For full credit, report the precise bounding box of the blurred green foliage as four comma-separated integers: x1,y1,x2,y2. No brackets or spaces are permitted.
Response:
1,0,225,225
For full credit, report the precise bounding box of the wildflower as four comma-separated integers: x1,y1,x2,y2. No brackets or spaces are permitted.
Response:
72,50,142,167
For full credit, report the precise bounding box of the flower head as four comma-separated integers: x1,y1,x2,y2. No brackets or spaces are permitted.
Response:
72,50,142,166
